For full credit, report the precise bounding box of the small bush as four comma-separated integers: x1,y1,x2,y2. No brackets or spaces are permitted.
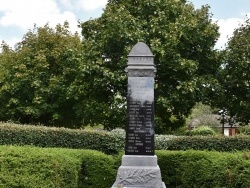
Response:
155,134,177,149
239,124,250,135
186,126,216,136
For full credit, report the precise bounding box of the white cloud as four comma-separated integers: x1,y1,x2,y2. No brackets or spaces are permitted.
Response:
2,0,246,52
76,0,107,11
0,0,80,34
2,37,21,49
213,17,245,49
59,0,108,11
60,0,75,10
0,0,58,29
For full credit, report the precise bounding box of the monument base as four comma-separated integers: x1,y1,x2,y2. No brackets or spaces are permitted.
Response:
112,155,166,188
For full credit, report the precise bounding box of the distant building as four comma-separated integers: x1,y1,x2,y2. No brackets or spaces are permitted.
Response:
220,125,239,136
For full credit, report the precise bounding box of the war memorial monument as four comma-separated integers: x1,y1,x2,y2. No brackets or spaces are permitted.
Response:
112,42,166,188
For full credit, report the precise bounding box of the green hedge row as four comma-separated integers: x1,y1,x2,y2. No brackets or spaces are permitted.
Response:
157,150,250,188
165,136,250,152
0,145,116,188
0,123,124,155
1,145,250,188
1,123,250,154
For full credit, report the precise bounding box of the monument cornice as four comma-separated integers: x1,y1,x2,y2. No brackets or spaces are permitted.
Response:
125,68,156,77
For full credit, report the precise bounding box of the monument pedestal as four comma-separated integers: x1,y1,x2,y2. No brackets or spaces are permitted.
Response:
112,155,166,188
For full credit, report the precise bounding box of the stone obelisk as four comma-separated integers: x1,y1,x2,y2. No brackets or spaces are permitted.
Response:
112,42,166,188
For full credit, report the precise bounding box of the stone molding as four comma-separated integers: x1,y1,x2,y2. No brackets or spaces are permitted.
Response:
126,69,156,77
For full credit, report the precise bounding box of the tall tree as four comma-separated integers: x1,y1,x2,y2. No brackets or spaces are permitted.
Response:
80,0,219,132
217,18,250,125
0,22,83,127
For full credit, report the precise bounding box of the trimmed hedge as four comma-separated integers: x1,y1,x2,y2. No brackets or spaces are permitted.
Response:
1,123,250,154
0,145,116,188
166,136,250,152
157,150,250,188
1,145,250,188
0,123,124,155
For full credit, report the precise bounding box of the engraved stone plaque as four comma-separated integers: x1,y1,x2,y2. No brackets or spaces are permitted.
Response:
125,77,155,155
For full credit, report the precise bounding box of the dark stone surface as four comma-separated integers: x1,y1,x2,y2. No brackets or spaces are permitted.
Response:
125,77,155,155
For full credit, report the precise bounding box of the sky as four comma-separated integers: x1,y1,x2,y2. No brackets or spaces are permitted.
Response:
0,0,250,50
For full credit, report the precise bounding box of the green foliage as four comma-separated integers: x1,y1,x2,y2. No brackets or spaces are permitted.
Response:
0,1,221,131
189,102,215,118
186,103,220,129
0,145,79,188
239,124,250,135
217,18,250,124
80,0,220,130
0,145,116,188
63,149,116,187
2,123,250,154
2,145,250,188
157,150,250,188
155,134,178,150
0,22,83,127
0,122,125,155
166,135,250,151
186,126,216,136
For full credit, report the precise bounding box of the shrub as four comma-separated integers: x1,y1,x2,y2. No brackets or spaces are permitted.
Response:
155,134,178,149
166,135,250,151
0,122,125,155
1,123,250,154
0,145,116,188
186,126,216,136
1,145,250,188
0,145,79,188
239,124,250,135
157,150,250,188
